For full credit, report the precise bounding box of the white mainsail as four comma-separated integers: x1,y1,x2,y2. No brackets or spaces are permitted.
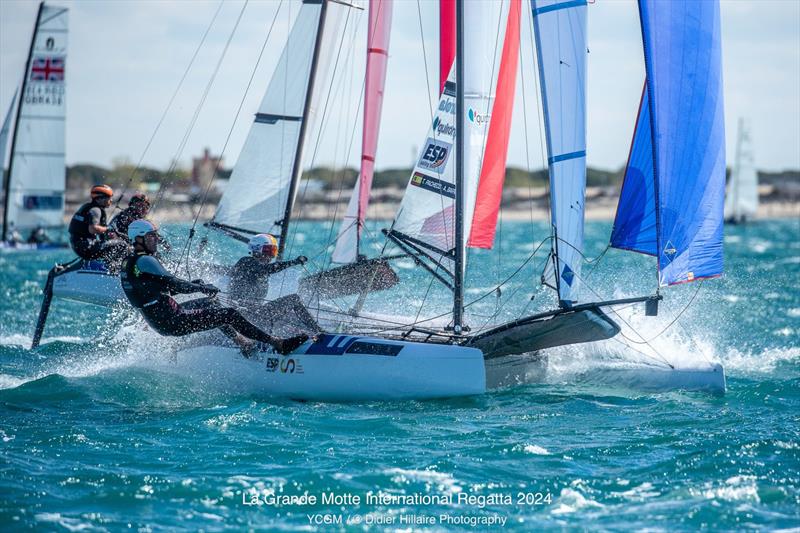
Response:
3,5,68,238
531,0,588,307
724,118,758,222
213,1,346,237
390,0,507,272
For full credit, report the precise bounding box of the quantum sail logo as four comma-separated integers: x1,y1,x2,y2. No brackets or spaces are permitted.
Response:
468,108,490,126
418,138,451,173
432,117,456,138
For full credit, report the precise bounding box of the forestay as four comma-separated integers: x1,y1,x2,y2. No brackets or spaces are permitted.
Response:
213,1,346,237
3,5,68,237
332,0,393,264
531,0,588,307
390,0,508,273
611,0,725,287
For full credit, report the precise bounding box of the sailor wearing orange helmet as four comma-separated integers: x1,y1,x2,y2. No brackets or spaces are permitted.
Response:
67,184,129,264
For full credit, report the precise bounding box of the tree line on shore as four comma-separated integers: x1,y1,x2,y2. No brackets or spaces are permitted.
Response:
64,160,798,194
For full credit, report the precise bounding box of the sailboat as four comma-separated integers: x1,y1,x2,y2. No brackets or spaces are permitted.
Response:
32,0,395,343
209,0,398,302
165,0,727,400
1,2,69,251
724,118,758,224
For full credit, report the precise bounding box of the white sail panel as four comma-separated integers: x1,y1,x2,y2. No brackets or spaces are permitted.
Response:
6,5,68,234
213,2,323,235
724,118,758,222
332,174,361,263
461,0,506,249
0,90,17,172
391,74,458,265
532,0,588,306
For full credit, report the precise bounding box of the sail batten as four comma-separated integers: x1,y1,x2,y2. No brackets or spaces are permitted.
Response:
611,0,725,287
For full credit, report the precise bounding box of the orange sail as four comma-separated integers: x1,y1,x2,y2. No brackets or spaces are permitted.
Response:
467,0,520,249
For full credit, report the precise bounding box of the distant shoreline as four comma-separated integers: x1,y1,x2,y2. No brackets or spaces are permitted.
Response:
75,189,797,225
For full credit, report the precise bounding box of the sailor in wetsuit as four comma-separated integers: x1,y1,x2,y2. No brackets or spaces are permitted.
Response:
228,234,307,303
120,220,308,355
68,184,129,265
228,234,320,333
109,193,150,239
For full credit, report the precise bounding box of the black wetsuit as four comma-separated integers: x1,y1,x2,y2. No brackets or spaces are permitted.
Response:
108,208,142,240
68,201,129,262
228,256,303,303
120,252,278,344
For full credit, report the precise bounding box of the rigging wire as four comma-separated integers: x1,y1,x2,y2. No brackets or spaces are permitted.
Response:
151,0,250,217
111,0,225,212
279,6,362,314
174,0,287,277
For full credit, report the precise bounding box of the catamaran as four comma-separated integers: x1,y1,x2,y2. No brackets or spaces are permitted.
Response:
724,118,758,224
164,0,727,400
1,2,69,250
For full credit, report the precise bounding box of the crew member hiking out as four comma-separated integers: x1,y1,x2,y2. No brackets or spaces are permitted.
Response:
120,220,308,355
109,192,171,251
228,234,320,333
109,193,150,239
68,184,129,266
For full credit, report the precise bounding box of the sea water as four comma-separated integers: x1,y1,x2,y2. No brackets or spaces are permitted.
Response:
0,219,797,530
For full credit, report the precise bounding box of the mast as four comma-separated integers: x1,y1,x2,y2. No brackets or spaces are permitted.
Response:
3,1,44,242
277,0,329,259
452,0,465,332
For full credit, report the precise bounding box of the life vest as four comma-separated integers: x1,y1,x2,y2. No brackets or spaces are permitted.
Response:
68,201,106,241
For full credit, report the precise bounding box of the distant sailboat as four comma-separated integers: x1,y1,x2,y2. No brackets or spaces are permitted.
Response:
724,118,758,224
1,2,69,250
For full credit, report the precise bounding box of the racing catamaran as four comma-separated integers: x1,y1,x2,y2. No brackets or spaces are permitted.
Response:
168,0,727,400
1,2,69,250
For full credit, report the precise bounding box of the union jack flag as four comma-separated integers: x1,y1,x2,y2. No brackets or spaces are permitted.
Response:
30,56,65,82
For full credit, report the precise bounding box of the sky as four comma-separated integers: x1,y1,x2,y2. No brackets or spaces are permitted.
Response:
1,0,798,173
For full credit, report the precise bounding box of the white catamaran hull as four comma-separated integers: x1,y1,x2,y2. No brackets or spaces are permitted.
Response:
169,334,486,401
51,261,122,307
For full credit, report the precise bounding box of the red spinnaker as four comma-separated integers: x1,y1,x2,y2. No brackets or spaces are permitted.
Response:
468,0,521,249
357,0,393,235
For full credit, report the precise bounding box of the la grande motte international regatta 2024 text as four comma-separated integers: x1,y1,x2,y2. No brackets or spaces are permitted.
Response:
241,490,553,508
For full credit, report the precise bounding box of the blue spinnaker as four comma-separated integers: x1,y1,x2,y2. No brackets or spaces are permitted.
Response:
610,86,656,256
611,0,726,286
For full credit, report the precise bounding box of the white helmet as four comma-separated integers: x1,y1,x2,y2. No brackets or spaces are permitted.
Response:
248,233,278,257
128,219,158,241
